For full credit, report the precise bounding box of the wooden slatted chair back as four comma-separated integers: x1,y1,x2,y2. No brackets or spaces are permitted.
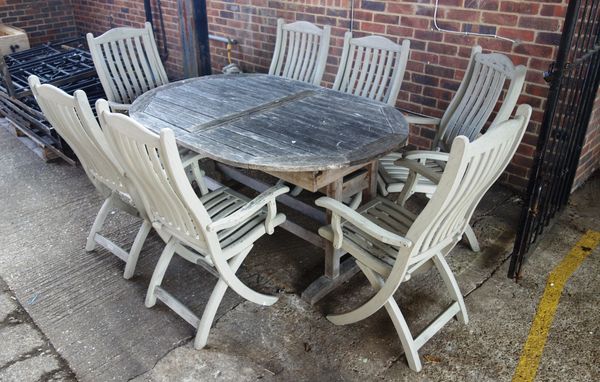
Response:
87,22,168,106
28,75,127,195
404,105,532,267
269,19,331,86
434,46,527,150
332,32,410,106
97,100,212,250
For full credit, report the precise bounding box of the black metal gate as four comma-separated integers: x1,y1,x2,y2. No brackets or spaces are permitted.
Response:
509,0,600,278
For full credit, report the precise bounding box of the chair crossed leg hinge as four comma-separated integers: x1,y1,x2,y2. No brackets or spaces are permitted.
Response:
145,238,259,349
328,254,468,372
85,191,152,279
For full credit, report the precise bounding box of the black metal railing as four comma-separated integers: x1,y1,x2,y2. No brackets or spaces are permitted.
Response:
509,0,600,278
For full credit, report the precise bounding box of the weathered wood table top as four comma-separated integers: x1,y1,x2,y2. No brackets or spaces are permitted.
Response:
130,74,408,172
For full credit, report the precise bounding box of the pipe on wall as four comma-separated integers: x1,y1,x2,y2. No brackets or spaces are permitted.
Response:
144,0,169,61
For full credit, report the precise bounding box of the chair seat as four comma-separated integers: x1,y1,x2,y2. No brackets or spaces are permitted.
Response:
200,187,285,257
379,152,443,194
319,197,417,278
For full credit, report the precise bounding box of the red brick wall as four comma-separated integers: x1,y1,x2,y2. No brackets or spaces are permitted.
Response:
205,0,572,191
574,91,600,189
71,0,185,79
0,0,77,46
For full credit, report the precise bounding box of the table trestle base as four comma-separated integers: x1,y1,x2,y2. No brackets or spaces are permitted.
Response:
301,258,360,305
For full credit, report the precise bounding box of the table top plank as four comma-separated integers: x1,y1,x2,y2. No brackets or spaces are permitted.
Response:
130,74,408,172
142,98,214,130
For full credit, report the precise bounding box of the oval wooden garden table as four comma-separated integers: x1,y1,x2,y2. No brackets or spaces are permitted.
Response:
130,73,409,303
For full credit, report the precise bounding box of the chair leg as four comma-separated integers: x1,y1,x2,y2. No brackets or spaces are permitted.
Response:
194,248,249,349
122,219,152,280
432,253,468,324
190,160,209,196
396,170,418,206
376,174,389,196
276,179,303,197
290,186,303,197
85,194,114,251
463,224,480,252
385,297,423,372
213,244,278,306
145,238,177,308
358,262,422,372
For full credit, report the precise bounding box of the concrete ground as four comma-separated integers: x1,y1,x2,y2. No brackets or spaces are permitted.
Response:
0,120,598,381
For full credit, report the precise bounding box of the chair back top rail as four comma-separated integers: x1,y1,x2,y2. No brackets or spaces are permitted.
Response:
28,75,128,197
333,32,410,106
269,19,331,86
435,45,527,149
87,22,168,106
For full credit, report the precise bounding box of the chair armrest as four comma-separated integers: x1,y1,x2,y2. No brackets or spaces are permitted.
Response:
402,150,450,162
207,185,289,234
315,197,412,249
395,159,442,184
404,115,441,126
108,101,131,112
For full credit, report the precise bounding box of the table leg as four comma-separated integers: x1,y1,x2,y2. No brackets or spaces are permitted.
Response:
363,160,378,202
324,178,344,278
302,176,362,305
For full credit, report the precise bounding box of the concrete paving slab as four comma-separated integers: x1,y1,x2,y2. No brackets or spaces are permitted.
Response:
0,354,61,382
0,323,45,365
0,278,77,381
0,293,18,322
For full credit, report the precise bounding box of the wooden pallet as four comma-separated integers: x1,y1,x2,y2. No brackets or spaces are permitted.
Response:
1,117,59,162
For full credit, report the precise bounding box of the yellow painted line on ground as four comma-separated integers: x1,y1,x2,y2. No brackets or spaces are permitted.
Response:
512,230,600,382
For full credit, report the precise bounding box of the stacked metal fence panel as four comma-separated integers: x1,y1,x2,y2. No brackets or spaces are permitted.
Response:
0,39,105,163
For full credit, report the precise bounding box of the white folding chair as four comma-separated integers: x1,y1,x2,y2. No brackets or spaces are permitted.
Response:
317,105,532,372
28,75,152,279
87,22,168,112
333,32,410,106
378,46,527,251
269,19,331,86
97,100,289,348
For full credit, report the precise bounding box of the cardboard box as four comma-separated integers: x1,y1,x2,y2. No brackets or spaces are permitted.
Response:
0,25,30,57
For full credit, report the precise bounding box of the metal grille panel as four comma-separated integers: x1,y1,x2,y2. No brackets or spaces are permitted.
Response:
509,0,600,277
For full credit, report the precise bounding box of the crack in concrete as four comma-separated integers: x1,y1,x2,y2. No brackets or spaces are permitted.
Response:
0,348,52,371
126,335,192,382
470,193,521,226
38,367,77,382
464,253,511,299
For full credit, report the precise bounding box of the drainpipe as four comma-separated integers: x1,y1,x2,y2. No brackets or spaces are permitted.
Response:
144,0,153,25
193,0,212,75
